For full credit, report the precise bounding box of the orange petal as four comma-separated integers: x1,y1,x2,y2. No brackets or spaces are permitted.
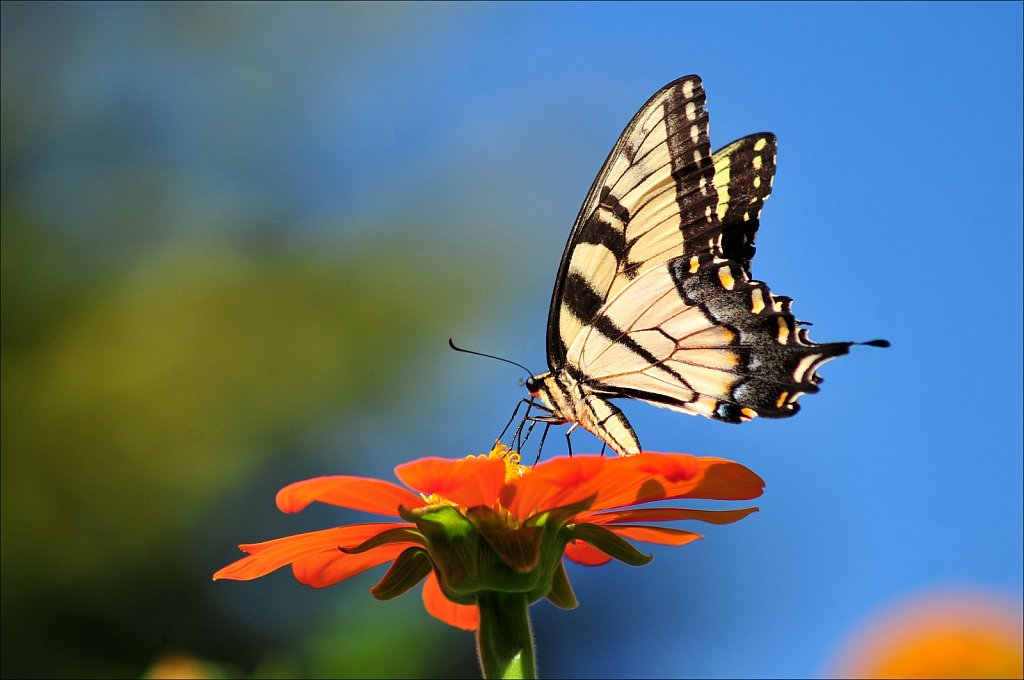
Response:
213,523,411,580
505,454,762,521
587,453,702,511
395,456,506,508
621,452,702,483
592,455,764,509
422,572,479,631
293,543,410,588
563,540,613,566
611,525,703,546
583,507,759,525
276,476,424,515
510,453,701,517
504,456,607,521
656,457,765,502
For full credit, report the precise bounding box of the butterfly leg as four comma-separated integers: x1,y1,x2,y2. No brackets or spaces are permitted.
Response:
516,399,565,446
563,423,580,458
523,413,569,461
517,418,538,452
496,398,530,445
533,423,553,465
505,398,548,450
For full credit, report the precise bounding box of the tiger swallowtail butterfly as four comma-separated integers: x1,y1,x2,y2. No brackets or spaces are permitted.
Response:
525,75,888,456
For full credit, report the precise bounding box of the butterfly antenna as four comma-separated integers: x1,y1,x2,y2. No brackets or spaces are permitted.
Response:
448,338,535,380
859,339,891,348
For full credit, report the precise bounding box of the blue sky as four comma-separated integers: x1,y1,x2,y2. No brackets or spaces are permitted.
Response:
3,2,1021,678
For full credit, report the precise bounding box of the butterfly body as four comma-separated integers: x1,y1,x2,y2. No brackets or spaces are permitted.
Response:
527,75,886,457
527,371,641,455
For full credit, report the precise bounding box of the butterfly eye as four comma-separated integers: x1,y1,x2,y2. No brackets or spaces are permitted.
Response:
525,377,540,395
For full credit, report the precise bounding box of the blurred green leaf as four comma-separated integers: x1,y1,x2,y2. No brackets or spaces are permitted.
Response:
1,217,499,676
2,235,491,583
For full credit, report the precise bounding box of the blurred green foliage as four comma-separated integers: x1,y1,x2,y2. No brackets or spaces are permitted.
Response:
2,207,493,676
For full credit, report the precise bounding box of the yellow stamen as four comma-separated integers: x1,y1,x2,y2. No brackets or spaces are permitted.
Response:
486,442,531,482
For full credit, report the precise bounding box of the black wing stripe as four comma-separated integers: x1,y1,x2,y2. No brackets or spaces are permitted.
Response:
561,271,606,325
605,386,697,409
574,209,627,254
599,188,632,223
663,90,718,253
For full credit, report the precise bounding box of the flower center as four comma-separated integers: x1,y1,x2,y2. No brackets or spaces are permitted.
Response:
419,443,530,508
488,442,531,483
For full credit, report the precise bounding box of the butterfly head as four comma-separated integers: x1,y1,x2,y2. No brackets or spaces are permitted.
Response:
525,371,572,425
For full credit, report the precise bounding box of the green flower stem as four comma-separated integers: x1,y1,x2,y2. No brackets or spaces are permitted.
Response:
475,591,536,679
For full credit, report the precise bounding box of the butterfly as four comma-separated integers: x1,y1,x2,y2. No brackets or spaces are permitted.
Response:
524,75,888,456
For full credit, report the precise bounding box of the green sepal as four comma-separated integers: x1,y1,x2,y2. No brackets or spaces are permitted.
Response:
370,547,433,601
525,494,597,529
396,504,532,601
566,523,652,566
398,504,476,539
468,506,544,573
544,561,578,610
390,501,608,607
341,527,425,554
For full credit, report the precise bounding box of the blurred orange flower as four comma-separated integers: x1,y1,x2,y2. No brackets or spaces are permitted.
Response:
214,445,763,632
831,589,1024,679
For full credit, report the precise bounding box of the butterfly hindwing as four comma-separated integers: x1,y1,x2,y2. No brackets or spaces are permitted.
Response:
711,133,777,275
568,257,854,423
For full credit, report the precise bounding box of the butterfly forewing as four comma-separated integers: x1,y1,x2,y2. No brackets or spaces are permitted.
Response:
548,75,723,367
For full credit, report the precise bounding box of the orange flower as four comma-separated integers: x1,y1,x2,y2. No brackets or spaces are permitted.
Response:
214,445,763,632
831,589,1024,679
